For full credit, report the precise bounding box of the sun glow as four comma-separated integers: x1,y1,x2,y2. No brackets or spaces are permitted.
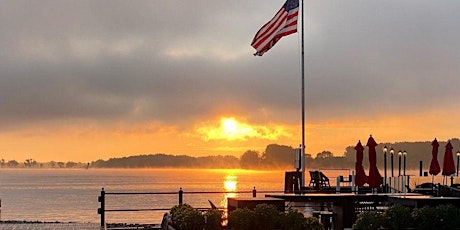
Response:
223,175,237,191
221,174,237,211
197,117,290,142
222,118,242,139
223,118,238,134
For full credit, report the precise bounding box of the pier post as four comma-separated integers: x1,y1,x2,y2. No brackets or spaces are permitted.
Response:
97,188,105,228
252,187,256,197
351,171,356,194
336,176,340,194
179,188,183,205
419,161,423,176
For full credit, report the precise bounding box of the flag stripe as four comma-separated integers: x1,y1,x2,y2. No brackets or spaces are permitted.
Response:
251,0,299,56
252,13,288,49
252,8,286,41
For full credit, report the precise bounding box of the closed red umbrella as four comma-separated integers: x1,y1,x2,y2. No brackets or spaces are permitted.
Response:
354,140,368,186
367,135,382,189
429,138,441,176
442,141,456,176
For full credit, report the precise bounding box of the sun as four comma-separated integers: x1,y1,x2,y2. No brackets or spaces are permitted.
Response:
197,116,289,142
222,118,238,134
220,117,252,140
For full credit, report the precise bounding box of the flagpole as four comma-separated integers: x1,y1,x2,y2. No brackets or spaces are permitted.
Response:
300,0,306,187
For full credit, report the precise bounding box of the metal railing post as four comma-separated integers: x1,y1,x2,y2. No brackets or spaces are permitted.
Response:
98,188,105,228
179,188,183,205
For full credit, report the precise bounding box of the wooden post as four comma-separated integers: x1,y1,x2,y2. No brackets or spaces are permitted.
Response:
252,186,256,198
179,188,183,205
419,161,423,176
97,188,105,228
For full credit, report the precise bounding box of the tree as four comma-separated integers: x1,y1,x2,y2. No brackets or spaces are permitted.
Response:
261,144,295,168
24,159,37,168
240,150,260,169
316,151,333,159
66,161,77,168
7,160,19,168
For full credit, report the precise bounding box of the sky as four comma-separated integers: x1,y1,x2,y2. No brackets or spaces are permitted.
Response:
1,0,460,162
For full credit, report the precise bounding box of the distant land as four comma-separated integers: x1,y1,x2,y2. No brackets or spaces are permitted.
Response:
2,138,460,170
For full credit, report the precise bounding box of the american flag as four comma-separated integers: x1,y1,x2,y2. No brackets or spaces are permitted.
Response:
251,0,299,56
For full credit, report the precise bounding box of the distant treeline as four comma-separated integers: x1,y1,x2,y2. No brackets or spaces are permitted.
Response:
91,154,240,168
91,138,460,170
2,138,460,170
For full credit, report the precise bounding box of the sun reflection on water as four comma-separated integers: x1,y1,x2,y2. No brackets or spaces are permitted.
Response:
221,175,237,209
224,175,237,191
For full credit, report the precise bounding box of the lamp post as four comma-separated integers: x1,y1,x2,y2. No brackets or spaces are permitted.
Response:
398,150,402,176
457,151,460,177
383,146,387,191
390,148,394,177
403,150,407,176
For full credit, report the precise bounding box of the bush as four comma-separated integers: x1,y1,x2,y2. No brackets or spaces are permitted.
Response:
281,209,324,230
252,204,281,230
204,209,223,230
304,216,325,230
412,205,438,230
352,211,383,230
435,204,460,230
412,204,460,230
228,208,254,230
169,204,205,230
381,204,413,229
282,209,308,230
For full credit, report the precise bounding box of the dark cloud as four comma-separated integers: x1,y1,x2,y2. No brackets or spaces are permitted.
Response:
1,0,460,132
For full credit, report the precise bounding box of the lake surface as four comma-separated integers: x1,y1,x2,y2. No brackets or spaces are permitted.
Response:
0,168,443,224
0,168,289,224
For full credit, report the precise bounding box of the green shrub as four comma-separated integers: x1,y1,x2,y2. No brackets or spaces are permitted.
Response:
382,204,413,229
412,206,438,230
228,208,254,230
435,204,460,230
169,204,204,230
280,209,324,230
252,204,281,230
204,209,223,230
352,211,383,230
304,216,325,230
282,209,308,230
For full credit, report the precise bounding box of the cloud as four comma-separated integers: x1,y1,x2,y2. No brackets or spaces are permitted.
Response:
196,117,291,141
1,0,460,160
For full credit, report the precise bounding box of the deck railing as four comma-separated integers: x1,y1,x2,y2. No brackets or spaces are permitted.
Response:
97,187,283,228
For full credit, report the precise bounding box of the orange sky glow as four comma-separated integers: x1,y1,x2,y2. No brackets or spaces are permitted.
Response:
1,109,459,162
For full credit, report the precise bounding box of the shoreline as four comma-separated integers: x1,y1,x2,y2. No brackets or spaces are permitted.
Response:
0,220,162,230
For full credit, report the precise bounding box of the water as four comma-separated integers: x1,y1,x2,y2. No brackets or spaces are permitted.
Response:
0,168,287,224
0,167,448,225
